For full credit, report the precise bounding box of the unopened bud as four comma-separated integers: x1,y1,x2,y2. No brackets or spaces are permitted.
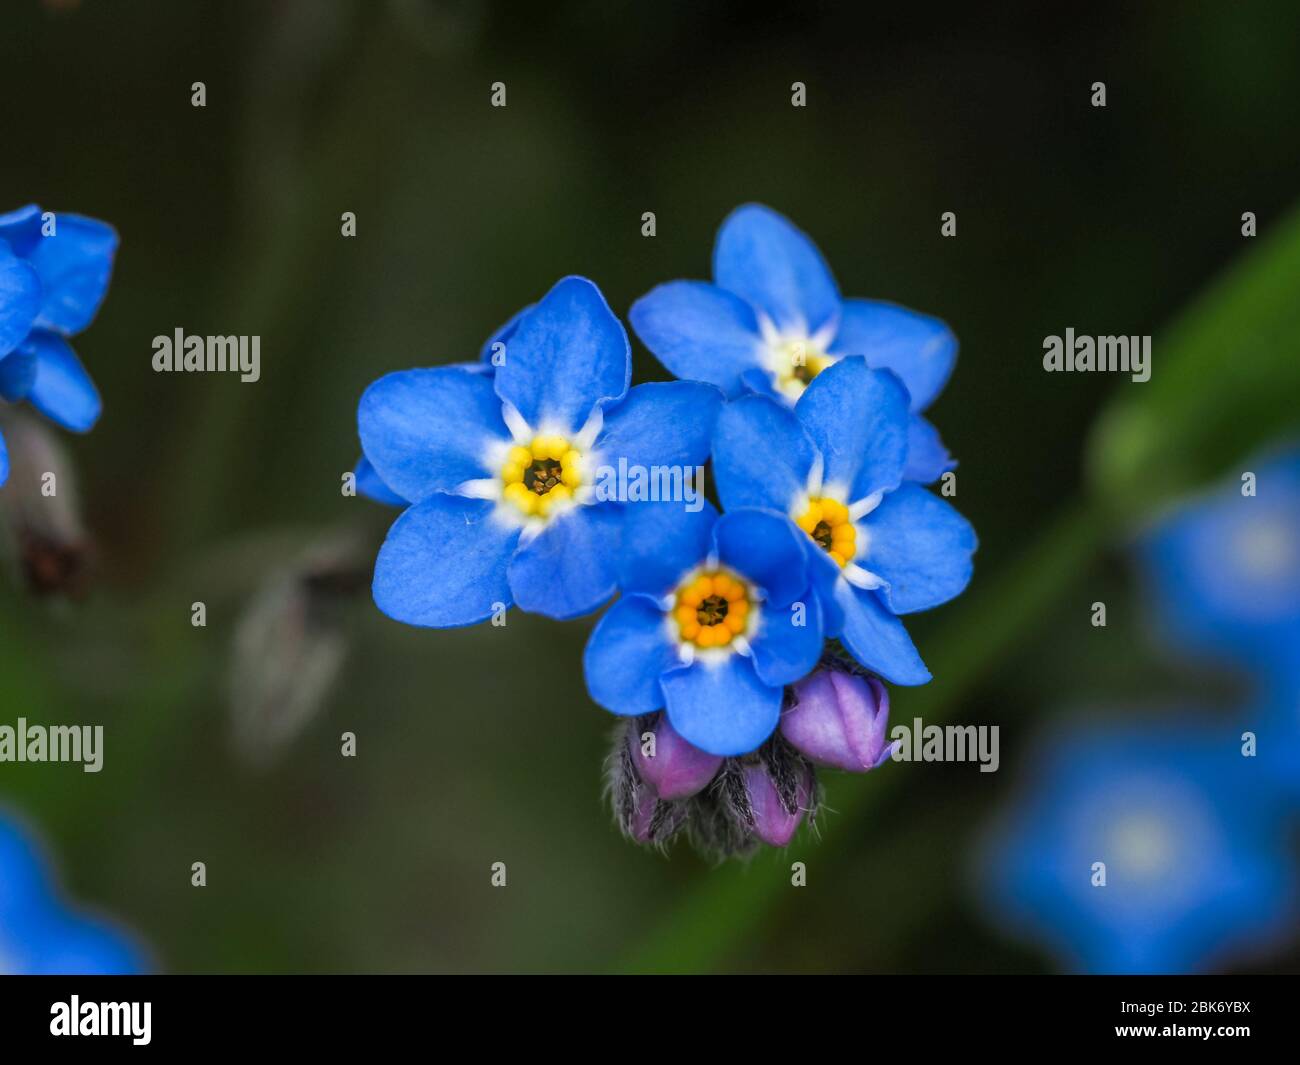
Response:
631,712,723,800
781,661,894,772
0,410,91,597
742,760,812,848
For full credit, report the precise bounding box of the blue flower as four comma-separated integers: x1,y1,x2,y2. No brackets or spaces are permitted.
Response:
0,204,118,484
975,718,1297,974
358,276,722,624
1137,443,1300,824
630,203,958,482
710,356,975,685
584,501,824,755
1139,442,1300,686
0,810,144,974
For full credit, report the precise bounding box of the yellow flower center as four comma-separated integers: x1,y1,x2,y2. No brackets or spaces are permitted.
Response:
500,435,582,517
795,496,856,567
672,570,752,649
773,339,834,399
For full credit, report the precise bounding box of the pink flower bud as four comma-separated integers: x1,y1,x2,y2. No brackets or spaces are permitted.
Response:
742,762,810,847
631,713,723,800
781,665,894,772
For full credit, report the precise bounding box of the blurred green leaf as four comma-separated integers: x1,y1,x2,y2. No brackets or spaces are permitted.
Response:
1088,204,1300,517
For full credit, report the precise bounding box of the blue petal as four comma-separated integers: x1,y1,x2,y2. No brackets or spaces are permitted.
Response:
593,380,722,479
353,455,407,506
493,276,629,434
478,302,532,365
661,653,783,756
25,213,119,336
837,583,931,685
0,348,36,401
1137,449,1300,676
0,814,51,915
712,393,816,512
749,591,823,687
23,331,101,431
372,494,519,627
739,366,781,400
0,204,44,256
713,507,809,608
507,502,622,619
805,540,846,634
795,356,909,502
830,298,957,413
712,204,840,334
583,594,679,714
21,910,146,977
617,499,717,597
357,366,508,504
0,241,40,357
629,281,763,396
0,429,8,486
860,485,976,614
905,413,955,483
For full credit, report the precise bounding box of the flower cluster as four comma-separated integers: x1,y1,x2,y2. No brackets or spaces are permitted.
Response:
976,444,1300,972
356,204,976,857
0,204,118,484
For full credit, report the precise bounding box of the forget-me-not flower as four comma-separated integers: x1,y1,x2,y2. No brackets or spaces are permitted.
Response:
711,355,976,685
358,276,721,624
584,500,823,755
1139,443,1300,687
0,811,144,974
1137,442,1300,814
975,719,1297,974
0,204,118,484
630,203,957,482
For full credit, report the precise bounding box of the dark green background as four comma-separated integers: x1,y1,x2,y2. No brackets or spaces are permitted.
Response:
1,0,1297,972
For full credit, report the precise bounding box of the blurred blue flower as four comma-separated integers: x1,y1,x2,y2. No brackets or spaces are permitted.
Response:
584,501,823,756
975,718,1297,974
630,203,957,482
1140,443,1300,687
358,276,721,623
711,356,976,685
0,204,118,484
0,811,144,974
1250,692,1300,816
